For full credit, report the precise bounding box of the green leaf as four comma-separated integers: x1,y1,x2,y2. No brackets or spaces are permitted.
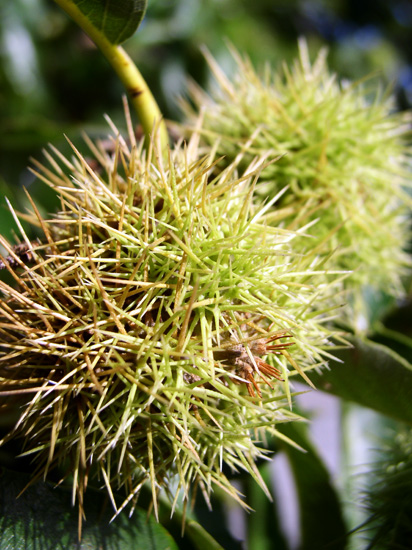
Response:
0,468,178,550
60,0,147,44
245,463,289,550
156,496,228,550
308,336,412,425
278,423,347,550
125,485,231,550
53,0,168,149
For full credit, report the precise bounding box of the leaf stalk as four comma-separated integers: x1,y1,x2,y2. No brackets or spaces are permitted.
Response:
53,0,169,150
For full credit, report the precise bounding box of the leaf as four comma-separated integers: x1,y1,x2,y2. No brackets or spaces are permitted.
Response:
59,0,147,44
53,0,168,149
156,494,229,550
0,468,178,550
244,462,289,550
308,336,412,425
277,423,347,550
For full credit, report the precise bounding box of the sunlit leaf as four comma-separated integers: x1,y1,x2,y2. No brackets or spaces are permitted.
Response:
59,0,147,44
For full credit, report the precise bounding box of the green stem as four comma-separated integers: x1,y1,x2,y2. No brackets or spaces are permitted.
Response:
161,505,225,550
53,0,169,150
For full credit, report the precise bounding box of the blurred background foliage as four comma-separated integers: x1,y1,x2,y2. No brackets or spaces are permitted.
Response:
1,1,412,549
2,0,412,192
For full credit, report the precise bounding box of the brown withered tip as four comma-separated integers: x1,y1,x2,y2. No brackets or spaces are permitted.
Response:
215,332,295,398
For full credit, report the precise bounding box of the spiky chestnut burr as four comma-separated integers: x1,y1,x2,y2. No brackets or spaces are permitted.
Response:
0,109,345,526
183,41,412,325
360,429,412,548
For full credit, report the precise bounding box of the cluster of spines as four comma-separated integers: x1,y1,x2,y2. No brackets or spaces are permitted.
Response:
0,104,345,523
182,42,412,318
